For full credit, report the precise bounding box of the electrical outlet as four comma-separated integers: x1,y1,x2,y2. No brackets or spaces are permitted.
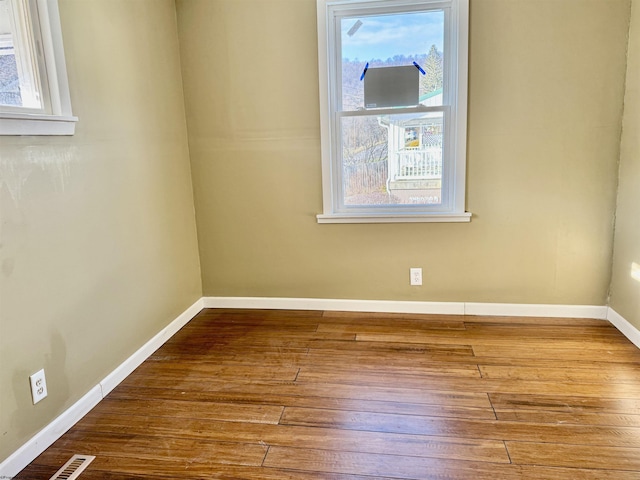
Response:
29,369,48,404
410,267,422,286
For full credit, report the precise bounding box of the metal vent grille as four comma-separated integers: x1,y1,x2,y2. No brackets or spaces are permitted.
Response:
49,454,95,480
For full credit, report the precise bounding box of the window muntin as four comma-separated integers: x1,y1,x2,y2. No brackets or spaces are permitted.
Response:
317,0,469,223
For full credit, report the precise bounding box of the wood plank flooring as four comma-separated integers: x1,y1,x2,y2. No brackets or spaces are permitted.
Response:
15,309,640,479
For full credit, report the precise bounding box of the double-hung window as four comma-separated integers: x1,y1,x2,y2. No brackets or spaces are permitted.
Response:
316,0,469,223
0,0,76,135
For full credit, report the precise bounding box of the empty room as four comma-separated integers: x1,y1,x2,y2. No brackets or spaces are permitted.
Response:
2,0,640,478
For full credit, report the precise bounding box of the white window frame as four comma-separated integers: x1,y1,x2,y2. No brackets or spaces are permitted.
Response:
0,0,77,135
316,0,470,223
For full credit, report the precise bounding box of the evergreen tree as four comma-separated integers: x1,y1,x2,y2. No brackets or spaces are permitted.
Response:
421,44,443,94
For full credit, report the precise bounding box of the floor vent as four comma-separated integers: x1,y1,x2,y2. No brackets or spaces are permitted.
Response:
49,454,96,480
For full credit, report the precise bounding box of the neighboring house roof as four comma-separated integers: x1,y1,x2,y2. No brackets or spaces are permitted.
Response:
375,88,444,127
419,88,443,103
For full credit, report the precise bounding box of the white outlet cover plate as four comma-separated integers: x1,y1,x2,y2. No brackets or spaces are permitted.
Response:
410,268,423,286
29,369,48,404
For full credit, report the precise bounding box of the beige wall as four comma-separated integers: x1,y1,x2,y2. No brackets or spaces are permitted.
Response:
610,0,640,329
178,0,629,305
0,0,202,462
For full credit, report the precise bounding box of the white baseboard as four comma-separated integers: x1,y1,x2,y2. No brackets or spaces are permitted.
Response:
202,296,465,315
100,298,204,396
203,296,609,320
607,307,640,349
465,302,609,319
0,298,204,479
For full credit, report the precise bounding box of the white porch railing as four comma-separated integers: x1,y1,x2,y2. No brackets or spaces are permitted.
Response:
393,147,442,180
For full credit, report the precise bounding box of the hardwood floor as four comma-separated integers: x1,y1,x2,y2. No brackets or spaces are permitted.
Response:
16,309,640,479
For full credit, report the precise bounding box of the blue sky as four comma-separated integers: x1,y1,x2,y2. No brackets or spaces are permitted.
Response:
341,11,444,61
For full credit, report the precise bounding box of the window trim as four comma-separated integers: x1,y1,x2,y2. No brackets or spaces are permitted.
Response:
316,0,470,223
0,0,77,135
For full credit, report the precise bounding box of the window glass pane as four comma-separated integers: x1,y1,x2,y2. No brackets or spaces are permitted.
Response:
0,0,21,106
341,115,389,206
340,10,444,111
0,0,43,110
0,38,22,106
341,112,444,207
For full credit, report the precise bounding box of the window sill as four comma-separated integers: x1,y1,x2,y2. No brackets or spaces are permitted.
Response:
0,113,78,136
316,212,472,224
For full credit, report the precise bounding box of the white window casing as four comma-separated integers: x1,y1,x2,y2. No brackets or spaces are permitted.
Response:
316,0,470,223
0,0,77,135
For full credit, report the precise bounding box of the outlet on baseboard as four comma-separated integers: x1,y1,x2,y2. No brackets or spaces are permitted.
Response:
30,369,48,404
410,268,423,286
